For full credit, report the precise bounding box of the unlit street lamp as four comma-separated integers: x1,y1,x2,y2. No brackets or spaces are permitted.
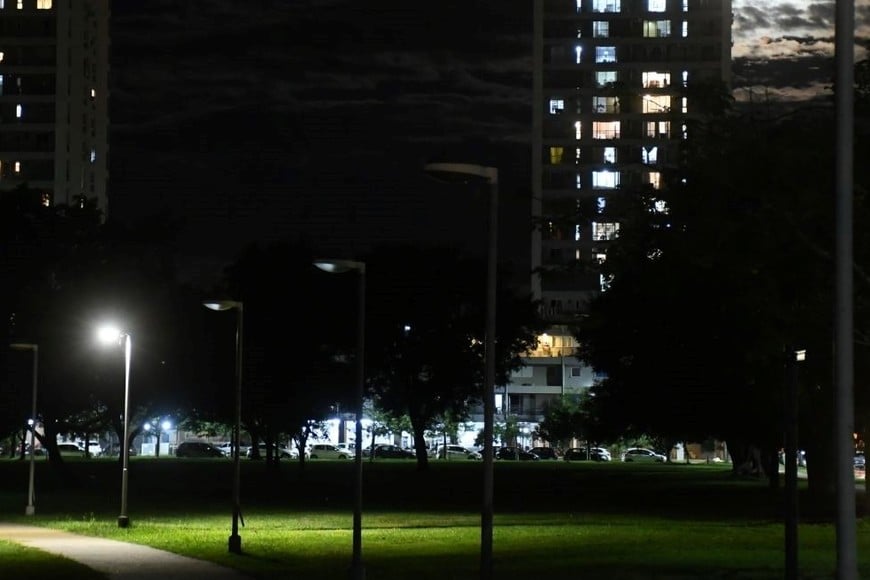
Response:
314,259,366,580
423,161,498,580
10,343,38,516
203,300,244,554
96,326,132,528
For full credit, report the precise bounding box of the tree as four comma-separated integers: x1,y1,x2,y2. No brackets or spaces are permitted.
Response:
364,244,542,470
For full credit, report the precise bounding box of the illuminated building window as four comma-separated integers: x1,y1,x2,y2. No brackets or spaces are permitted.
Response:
574,121,583,140
597,196,606,213
646,120,670,138
593,21,609,38
642,71,670,88
682,70,688,87
576,0,583,13
648,0,666,11
682,97,688,113
90,88,96,98
0,74,4,95
576,173,583,189
643,20,671,38
575,224,581,241
593,171,619,189
592,221,620,241
654,199,669,213
682,0,688,11
550,147,564,165
645,172,662,190
592,121,620,139
604,146,616,164
0,52,4,62
90,148,97,163
595,46,616,63
600,273,614,291
549,98,564,114
595,71,617,87
41,192,51,207
16,104,22,118
682,123,688,139
37,0,52,8
14,161,21,173
642,146,658,164
595,252,607,264
593,96,619,113
682,21,688,37
575,148,581,163
642,95,671,113
592,0,620,12
17,0,23,9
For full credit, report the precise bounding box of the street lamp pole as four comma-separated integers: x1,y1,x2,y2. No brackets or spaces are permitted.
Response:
203,300,244,554
423,162,499,580
10,343,38,516
314,259,366,580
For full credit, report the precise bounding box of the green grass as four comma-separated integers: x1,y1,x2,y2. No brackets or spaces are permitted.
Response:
0,538,108,579
0,458,867,579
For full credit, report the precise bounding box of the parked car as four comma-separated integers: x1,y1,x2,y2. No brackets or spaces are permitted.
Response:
621,447,666,463
57,443,85,457
369,444,415,459
335,442,356,454
77,442,103,457
495,447,539,461
563,447,611,462
531,447,560,460
437,445,482,460
308,443,353,460
175,441,225,458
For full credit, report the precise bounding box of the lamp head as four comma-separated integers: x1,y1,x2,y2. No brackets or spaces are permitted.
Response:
314,259,365,274
96,325,124,345
203,300,243,312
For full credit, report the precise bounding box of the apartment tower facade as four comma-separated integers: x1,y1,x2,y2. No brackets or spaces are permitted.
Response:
0,0,110,214
532,0,732,318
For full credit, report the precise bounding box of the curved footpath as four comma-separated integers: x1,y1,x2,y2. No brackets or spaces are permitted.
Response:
0,522,252,579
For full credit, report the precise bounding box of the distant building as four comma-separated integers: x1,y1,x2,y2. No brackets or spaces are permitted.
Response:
532,0,732,318
0,0,110,215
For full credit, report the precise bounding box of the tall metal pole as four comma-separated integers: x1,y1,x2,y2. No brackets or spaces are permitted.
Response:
784,348,800,580
118,333,132,528
834,1,857,578
351,267,366,580
230,304,244,554
11,343,38,516
481,177,498,580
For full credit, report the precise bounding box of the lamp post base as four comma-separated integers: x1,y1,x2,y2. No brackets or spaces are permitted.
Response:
117,515,129,528
25,505,35,516
348,562,365,580
228,534,242,554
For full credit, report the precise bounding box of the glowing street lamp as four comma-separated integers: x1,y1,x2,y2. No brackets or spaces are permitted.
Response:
203,300,244,554
9,343,38,516
314,259,366,580
96,325,132,528
424,161,499,580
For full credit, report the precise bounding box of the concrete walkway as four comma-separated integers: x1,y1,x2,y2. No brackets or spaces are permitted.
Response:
0,522,252,579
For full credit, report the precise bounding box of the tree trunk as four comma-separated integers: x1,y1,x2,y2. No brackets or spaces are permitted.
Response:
409,415,429,472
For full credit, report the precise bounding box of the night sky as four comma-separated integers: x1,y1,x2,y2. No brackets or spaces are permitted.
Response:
106,1,870,286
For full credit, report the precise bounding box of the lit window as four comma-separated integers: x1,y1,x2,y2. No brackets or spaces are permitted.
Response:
17,0,23,9
642,71,670,88
576,0,583,13
595,252,607,264
682,97,688,113
682,123,688,139
576,174,583,189
643,20,671,38
41,193,51,207
592,0,620,12
575,225,581,242
575,148,582,163
0,74,4,95
37,0,52,8
595,46,616,63
90,88,96,98
646,121,670,138
642,95,671,113
597,196,606,213
16,104,22,118
648,0,666,11
682,21,688,37
593,21,609,38
592,221,620,241
549,99,565,114
593,96,619,113
593,171,620,189
574,121,583,140
596,71,617,87
90,148,97,163
682,0,688,11
642,146,658,164
0,52,4,62
654,199,669,213
592,121,620,139
600,274,614,291
604,147,616,164
682,70,688,87
575,45,583,64
645,172,662,189
14,161,21,173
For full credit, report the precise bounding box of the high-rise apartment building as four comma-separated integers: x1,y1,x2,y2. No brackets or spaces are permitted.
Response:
532,0,731,319
0,0,109,214
501,0,732,430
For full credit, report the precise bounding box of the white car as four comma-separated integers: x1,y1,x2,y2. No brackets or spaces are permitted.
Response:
437,445,482,460
308,443,353,460
621,447,666,463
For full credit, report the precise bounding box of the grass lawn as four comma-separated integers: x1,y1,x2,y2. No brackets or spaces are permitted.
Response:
0,537,108,579
0,457,867,579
